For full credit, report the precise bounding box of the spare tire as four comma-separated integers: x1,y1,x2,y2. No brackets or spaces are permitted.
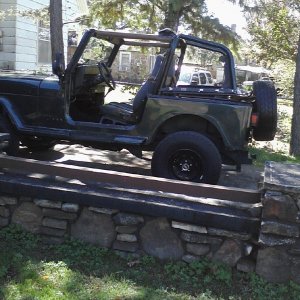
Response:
252,80,277,141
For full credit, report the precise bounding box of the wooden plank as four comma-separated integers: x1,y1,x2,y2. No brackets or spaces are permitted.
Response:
0,154,261,203
0,173,260,234
0,133,9,142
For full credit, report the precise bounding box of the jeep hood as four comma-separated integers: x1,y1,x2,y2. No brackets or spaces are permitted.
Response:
0,72,59,96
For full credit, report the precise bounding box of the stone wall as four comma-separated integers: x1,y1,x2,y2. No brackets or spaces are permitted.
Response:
0,194,256,273
2,161,300,283
256,162,300,283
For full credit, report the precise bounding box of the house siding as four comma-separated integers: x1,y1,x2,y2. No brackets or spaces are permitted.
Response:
0,1,17,69
0,0,88,70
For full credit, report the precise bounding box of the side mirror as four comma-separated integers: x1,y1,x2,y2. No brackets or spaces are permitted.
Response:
52,53,65,78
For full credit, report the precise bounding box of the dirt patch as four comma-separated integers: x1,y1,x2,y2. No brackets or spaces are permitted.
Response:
219,164,263,190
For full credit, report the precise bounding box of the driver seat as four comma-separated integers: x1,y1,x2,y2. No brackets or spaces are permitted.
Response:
99,54,164,124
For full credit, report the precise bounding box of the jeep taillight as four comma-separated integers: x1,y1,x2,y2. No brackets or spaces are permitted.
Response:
251,113,259,126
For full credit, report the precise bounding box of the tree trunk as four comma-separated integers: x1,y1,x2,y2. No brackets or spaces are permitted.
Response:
49,0,65,68
163,0,183,32
290,33,300,156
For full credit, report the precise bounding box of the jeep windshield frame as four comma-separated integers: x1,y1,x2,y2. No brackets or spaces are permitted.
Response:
63,29,177,110
65,29,174,74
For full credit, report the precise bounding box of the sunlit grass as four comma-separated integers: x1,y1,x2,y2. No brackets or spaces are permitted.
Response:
250,146,300,167
251,100,300,166
0,225,300,300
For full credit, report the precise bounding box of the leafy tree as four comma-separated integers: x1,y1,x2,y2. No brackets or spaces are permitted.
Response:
88,0,241,51
242,0,300,156
246,3,298,67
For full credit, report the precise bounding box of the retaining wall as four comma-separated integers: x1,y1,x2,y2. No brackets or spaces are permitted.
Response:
256,162,300,283
0,195,256,271
0,162,300,283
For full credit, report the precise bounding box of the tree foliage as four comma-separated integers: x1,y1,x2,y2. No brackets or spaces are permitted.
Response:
245,2,299,67
88,0,240,51
243,0,300,156
0,6,49,23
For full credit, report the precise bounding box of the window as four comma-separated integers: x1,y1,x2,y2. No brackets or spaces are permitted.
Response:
206,73,213,84
199,73,206,84
68,31,78,46
191,74,200,85
177,43,225,87
149,55,156,72
119,52,131,71
38,21,51,64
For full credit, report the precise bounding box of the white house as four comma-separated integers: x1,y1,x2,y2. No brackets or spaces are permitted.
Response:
0,0,88,71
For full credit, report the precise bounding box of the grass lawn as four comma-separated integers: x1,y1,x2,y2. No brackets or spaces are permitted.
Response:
0,225,300,300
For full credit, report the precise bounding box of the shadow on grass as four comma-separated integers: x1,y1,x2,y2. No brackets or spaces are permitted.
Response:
1,226,300,300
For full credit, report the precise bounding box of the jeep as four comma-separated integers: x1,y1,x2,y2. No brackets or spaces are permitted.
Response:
0,28,277,184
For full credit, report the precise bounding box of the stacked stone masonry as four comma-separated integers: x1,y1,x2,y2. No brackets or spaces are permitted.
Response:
256,162,300,283
0,161,299,284
0,193,256,274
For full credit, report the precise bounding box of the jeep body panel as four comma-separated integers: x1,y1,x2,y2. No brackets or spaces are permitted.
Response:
0,80,251,151
137,96,252,149
0,73,44,126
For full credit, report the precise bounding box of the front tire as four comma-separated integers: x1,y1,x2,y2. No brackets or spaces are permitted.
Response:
151,131,222,184
0,114,19,156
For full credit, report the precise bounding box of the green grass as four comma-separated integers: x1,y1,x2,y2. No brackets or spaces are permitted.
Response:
0,225,300,300
250,99,300,166
250,146,300,167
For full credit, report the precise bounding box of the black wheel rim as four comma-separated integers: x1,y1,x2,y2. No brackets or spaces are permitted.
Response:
168,149,204,181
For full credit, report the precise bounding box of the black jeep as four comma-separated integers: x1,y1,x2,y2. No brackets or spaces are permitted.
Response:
0,29,277,184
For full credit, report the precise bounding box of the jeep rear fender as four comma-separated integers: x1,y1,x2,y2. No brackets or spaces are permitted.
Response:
138,97,252,150
152,114,224,149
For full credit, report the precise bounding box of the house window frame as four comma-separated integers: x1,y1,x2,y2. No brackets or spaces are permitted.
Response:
119,52,131,71
37,20,51,65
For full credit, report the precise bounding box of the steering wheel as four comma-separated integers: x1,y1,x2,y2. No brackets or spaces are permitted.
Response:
97,61,116,90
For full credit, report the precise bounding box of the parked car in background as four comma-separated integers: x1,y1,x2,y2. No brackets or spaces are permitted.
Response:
177,67,214,86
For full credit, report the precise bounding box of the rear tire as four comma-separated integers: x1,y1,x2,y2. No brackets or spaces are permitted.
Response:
252,80,277,141
0,114,19,156
151,131,222,184
21,137,56,151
